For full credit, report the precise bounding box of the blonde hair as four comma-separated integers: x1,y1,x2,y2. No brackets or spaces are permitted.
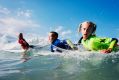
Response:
78,21,96,35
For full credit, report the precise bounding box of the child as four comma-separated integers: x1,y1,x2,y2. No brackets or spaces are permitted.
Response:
48,31,77,52
18,33,30,50
78,21,118,53
18,33,33,62
18,33,34,49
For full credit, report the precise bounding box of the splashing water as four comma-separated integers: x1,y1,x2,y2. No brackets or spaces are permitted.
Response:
0,34,119,80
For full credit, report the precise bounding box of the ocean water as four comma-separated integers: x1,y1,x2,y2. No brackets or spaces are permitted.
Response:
0,35,119,80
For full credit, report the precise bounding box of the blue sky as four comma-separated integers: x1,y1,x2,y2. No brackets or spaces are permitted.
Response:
0,0,119,42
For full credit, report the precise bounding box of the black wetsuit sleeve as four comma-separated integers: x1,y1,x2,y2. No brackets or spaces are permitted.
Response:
111,38,118,43
78,37,83,45
29,45,35,48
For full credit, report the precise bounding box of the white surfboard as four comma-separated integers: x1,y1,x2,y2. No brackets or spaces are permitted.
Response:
3,49,24,53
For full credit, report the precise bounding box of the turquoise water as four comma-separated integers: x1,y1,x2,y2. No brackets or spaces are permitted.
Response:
0,50,119,80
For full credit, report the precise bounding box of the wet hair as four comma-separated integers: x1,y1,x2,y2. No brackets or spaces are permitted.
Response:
78,21,96,35
50,31,58,38
77,21,96,44
19,33,23,39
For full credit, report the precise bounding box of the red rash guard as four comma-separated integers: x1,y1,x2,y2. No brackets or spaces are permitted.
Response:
18,39,29,50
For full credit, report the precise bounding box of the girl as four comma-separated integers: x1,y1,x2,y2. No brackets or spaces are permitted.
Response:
78,21,118,53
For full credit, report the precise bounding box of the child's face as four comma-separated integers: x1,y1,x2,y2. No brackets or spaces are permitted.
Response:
48,33,57,43
80,22,93,40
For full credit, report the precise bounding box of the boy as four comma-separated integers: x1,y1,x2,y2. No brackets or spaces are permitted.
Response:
48,31,76,52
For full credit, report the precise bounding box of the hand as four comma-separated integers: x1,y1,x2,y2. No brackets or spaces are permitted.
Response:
73,46,78,50
100,48,112,54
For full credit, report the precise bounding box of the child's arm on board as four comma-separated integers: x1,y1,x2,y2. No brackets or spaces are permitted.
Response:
101,38,118,53
66,39,78,50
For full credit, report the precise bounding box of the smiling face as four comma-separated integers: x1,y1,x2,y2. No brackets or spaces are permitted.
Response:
80,22,94,40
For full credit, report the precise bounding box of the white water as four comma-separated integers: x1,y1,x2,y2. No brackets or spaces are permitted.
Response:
0,34,119,80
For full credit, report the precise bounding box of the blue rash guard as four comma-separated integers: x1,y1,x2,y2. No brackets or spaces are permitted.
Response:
51,39,71,52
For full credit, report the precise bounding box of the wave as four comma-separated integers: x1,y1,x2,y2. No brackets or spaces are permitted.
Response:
0,34,119,80
0,33,119,63
0,33,48,50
